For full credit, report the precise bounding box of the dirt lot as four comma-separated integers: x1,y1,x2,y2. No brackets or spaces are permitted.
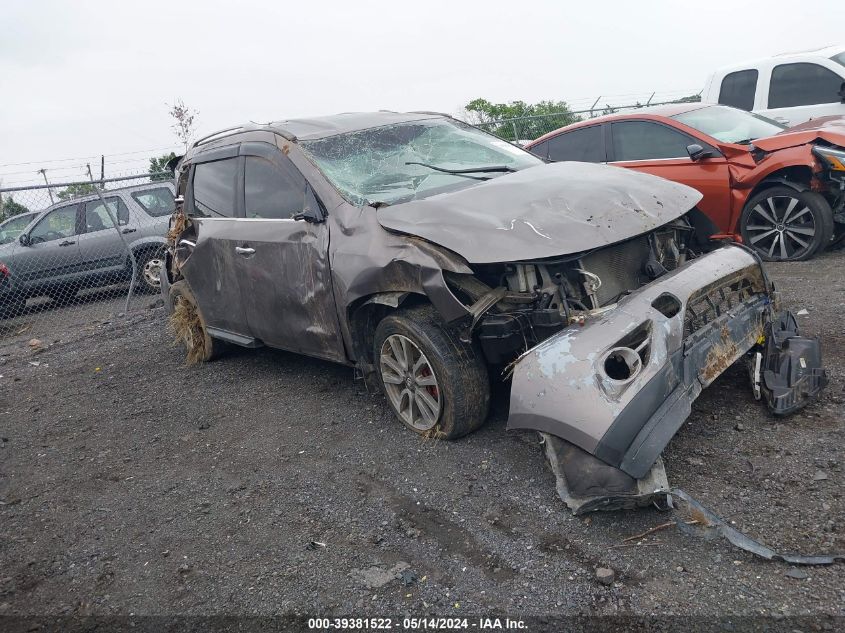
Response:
0,252,843,627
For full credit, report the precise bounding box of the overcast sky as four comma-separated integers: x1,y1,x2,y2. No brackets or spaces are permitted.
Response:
1,0,842,186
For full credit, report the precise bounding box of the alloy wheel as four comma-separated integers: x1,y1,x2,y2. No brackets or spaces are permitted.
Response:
379,334,442,431
744,195,816,260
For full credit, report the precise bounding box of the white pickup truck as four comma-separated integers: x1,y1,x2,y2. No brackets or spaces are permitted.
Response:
702,45,845,127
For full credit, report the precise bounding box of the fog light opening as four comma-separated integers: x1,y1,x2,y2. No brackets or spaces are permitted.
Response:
603,347,642,382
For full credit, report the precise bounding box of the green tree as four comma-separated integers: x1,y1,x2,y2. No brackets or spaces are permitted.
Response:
1,196,30,221
57,183,97,201
464,98,581,141
149,152,177,181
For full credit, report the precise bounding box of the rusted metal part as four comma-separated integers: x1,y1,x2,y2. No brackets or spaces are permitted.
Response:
508,246,773,479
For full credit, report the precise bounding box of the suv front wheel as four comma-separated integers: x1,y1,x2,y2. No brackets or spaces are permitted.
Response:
374,305,490,439
740,187,833,261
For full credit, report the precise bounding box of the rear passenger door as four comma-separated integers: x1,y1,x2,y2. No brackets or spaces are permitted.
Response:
760,62,845,126
234,142,345,361
180,147,252,336
76,195,133,275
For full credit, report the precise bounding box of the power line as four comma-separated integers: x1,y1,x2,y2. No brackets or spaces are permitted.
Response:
0,145,182,169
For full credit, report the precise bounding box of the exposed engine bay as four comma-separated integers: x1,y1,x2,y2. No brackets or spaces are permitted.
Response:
447,218,695,366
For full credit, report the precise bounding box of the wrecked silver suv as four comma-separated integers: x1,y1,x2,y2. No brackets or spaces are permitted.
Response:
163,112,826,511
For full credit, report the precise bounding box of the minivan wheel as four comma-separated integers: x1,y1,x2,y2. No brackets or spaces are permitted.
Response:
135,248,166,293
167,280,224,364
374,305,490,439
740,187,833,261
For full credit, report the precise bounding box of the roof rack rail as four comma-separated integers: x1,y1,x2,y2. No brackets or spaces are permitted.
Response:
409,110,452,118
193,126,246,148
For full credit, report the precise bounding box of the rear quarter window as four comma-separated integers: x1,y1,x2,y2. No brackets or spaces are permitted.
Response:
546,126,604,162
131,187,175,217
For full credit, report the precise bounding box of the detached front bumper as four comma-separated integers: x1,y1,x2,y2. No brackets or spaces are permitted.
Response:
507,245,824,482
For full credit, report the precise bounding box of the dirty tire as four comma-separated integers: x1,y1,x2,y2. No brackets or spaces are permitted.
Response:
167,280,224,364
135,247,166,294
740,187,833,261
374,305,490,439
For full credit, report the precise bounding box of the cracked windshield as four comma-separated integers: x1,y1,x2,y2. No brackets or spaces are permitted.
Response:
300,119,542,206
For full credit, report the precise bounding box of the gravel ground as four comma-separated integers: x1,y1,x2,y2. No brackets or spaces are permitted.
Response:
0,251,843,626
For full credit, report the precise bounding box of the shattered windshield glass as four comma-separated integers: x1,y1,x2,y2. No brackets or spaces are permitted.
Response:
300,119,542,206
672,105,786,144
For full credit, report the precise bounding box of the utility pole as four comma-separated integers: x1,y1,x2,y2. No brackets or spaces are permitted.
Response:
38,168,55,204
100,155,105,188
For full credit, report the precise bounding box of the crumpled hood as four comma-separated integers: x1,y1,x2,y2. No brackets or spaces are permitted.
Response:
753,115,845,152
377,162,702,264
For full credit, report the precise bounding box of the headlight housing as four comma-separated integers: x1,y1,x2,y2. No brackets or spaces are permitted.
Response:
812,145,845,173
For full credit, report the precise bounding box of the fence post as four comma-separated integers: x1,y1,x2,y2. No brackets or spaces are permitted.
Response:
85,164,139,314
38,169,55,204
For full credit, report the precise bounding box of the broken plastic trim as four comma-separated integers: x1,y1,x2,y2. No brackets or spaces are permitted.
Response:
759,311,828,415
669,488,845,566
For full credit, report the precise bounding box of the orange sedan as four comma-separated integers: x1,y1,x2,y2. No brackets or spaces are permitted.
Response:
526,104,845,261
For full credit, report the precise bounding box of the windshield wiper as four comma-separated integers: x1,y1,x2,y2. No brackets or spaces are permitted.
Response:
405,162,517,178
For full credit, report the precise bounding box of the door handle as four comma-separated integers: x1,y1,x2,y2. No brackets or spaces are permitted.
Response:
59,240,76,247
235,246,255,256
121,227,137,234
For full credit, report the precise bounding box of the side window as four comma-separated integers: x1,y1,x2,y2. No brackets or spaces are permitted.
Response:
191,158,238,217
546,126,604,162
84,197,129,232
244,156,306,219
718,69,758,111
30,206,79,243
769,63,844,108
611,121,693,161
131,187,175,217
528,140,549,160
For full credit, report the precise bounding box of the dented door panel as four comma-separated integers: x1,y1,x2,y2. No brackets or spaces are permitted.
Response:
179,218,252,335
227,218,346,362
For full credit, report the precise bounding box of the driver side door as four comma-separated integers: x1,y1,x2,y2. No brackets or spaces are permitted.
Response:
608,120,733,232
233,142,345,362
14,204,83,289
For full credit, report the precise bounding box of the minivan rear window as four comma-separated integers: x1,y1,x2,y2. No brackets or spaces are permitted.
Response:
132,187,175,217
831,52,845,67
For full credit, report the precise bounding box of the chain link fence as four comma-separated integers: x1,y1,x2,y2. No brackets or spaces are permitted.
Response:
0,172,175,343
472,97,702,143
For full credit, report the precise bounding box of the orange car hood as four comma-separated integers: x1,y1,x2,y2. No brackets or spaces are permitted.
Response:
752,116,845,152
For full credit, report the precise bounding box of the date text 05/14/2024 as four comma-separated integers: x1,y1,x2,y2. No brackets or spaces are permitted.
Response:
307,617,527,630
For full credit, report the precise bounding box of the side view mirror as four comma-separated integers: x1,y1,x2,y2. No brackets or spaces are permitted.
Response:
293,205,325,224
18,233,30,247
839,82,845,104
687,143,714,161
293,185,326,223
